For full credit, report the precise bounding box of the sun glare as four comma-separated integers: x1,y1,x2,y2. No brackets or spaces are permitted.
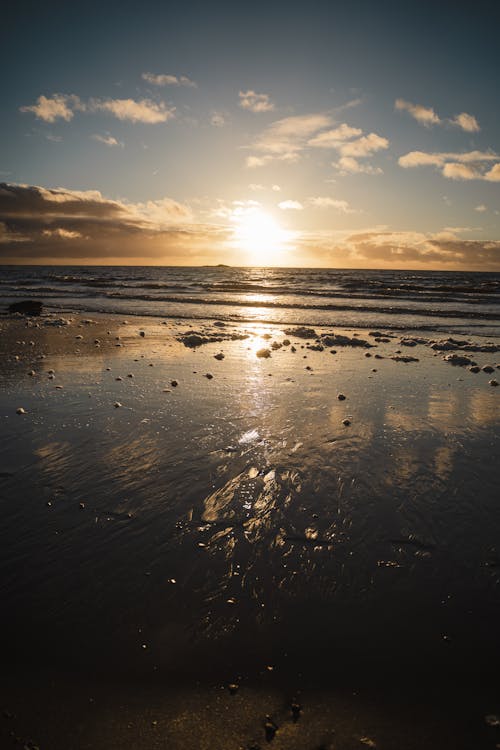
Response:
231,207,292,265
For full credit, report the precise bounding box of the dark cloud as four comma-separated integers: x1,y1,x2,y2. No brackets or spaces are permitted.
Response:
0,183,226,263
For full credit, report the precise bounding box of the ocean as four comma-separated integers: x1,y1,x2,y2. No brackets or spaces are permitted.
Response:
1,265,499,336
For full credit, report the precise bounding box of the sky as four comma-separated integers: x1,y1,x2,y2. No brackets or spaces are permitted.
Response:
1,0,499,269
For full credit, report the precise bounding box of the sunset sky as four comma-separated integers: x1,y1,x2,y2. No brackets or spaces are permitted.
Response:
1,0,499,268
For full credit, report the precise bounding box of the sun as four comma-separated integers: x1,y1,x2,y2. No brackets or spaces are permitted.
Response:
231,207,292,265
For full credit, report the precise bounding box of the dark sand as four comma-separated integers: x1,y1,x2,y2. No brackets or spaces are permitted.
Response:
0,312,499,749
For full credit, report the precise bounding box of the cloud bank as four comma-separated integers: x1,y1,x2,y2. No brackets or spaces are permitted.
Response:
0,182,223,263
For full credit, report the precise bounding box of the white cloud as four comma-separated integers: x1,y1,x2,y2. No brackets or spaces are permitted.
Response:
337,132,389,158
90,98,175,123
335,156,383,175
475,204,487,212
20,94,82,123
485,164,500,182
450,112,480,132
91,134,123,147
42,228,83,240
210,112,227,127
442,163,478,180
272,184,281,192
278,200,304,210
395,98,441,126
142,72,197,87
399,149,500,180
238,90,274,113
308,196,354,212
308,123,363,147
248,183,266,191
246,113,333,166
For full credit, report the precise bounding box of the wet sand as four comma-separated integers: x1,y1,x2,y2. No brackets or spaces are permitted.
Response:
0,312,499,749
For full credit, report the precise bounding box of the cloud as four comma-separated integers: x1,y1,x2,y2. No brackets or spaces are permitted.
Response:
0,182,227,264
247,114,388,172
210,111,227,127
337,132,388,158
442,163,478,180
89,98,175,123
238,90,274,113
21,93,174,125
485,164,500,182
335,156,383,175
91,134,123,147
308,123,362,147
142,72,197,87
475,204,487,212
278,200,304,210
308,196,354,212
20,94,82,123
399,149,500,180
395,98,441,126
300,229,500,270
450,112,480,132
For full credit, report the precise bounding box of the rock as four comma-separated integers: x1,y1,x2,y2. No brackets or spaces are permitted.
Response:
391,356,419,363
205,373,214,379
139,331,145,337
213,321,226,327
114,402,122,408
256,348,271,358
16,407,26,415
214,352,225,360
171,380,178,387
489,379,498,386
28,370,36,377
321,333,372,348
291,700,302,721
342,418,351,426
228,683,239,695
9,300,43,316
264,716,278,741
178,333,205,348
271,341,282,350
469,366,480,373
443,353,476,367
282,339,291,346
338,394,346,400
283,326,317,339
482,365,495,373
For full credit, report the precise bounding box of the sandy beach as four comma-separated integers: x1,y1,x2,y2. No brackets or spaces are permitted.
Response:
1,310,499,750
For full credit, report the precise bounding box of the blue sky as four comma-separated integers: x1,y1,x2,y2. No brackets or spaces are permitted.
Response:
1,0,499,267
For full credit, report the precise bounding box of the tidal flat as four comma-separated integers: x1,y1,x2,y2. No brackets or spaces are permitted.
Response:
0,312,499,750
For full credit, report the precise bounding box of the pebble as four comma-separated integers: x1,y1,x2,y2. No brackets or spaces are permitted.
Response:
482,365,495,373
115,376,123,381
469,366,480,373
28,370,36,376
139,331,145,337
171,380,178,387
256,348,271,358
264,716,278,741
490,379,498,387
16,407,26,415
205,373,214,379
337,393,346,401
114,402,122,408
228,683,239,695
342,419,351,426
214,352,225,360
127,373,134,378
75,335,83,340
